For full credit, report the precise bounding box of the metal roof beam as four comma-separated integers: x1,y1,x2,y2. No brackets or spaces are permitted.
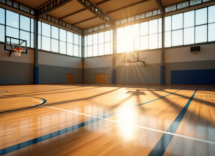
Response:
73,0,149,25
155,0,164,16
60,0,110,20
77,0,114,26
36,0,73,17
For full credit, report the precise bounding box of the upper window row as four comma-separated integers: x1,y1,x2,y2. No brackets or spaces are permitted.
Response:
84,30,113,57
0,8,34,48
165,5,215,31
165,5,215,47
38,22,80,46
0,9,34,32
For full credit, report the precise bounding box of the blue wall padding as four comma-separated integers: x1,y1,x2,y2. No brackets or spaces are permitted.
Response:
171,69,215,85
34,67,39,84
112,69,115,84
160,66,165,85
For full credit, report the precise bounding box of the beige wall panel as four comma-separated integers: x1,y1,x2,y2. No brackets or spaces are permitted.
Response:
84,55,112,68
75,18,104,29
0,44,34,64
165,44,215,63
38,51,82,68
48,1,85,18
115,50,162,67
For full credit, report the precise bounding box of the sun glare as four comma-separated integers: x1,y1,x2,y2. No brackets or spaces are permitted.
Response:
117,104,136,140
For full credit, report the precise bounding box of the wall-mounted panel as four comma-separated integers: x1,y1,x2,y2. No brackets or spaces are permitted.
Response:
171,69,215,85
165,44,215,63
165,60,215,84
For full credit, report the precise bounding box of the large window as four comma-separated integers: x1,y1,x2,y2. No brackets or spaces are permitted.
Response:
85,30,113,57
38,22,82,57
165,5,215,47
0,8,34,48
117,18,162,53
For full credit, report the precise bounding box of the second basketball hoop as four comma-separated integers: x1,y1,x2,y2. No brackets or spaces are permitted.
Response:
13,44,23,57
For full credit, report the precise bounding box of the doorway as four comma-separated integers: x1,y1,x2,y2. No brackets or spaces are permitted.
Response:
67,74,73,84
95,74,108,84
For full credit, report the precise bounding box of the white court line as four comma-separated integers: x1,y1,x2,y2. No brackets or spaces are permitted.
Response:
180,93,215,95
194,98,215,99
32,99,43,104
42,105,215,145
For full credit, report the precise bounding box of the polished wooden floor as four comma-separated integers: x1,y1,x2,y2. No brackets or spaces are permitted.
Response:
0,84,215,156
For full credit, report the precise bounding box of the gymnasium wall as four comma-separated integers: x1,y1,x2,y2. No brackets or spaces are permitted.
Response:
115,50,161,84
84,55,112,83
0,44,35,85
165,43,215,84
38,51,82,84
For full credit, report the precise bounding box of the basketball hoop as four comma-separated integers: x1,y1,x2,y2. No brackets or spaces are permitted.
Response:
13,48,23,57
124,59,130,63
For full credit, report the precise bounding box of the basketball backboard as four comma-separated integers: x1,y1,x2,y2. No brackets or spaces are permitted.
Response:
4,36,27,57
124,50,139,63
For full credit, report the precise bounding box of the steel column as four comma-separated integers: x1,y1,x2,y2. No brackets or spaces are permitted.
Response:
34,18,39,84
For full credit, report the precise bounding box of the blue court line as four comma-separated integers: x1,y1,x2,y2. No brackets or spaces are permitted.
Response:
0,88,183,155
0,91,47,113
137,89,182,107
148,87,198,156
0,113,115,156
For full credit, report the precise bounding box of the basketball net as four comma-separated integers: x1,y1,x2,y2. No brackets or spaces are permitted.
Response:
13,48,23,57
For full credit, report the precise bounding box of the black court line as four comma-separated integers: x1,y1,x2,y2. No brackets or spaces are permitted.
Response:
0,91,47,113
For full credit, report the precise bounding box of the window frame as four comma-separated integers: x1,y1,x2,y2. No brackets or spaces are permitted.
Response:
38,21,81,57
85,30,113,58
0,8,34,48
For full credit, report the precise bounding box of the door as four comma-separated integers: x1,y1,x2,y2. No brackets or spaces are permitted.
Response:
95,74,99,83
104,74,108,84
67,74,73,84
95,74,108,84
99,74,104,84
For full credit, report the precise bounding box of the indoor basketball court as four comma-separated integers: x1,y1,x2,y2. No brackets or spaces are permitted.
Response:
0,0,215,156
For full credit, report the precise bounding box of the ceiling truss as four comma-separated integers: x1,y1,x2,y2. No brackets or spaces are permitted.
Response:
36,0,73,17
77,0,114,26
60,0,110,20
72,0,149,26
155,0,164,16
